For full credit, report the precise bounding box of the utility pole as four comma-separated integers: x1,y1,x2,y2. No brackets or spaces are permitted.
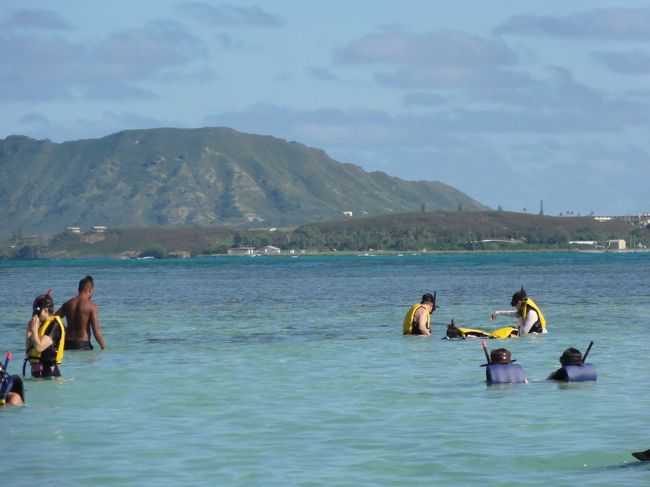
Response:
539,199,544,216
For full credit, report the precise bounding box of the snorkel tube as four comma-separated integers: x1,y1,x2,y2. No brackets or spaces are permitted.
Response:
481,341,491,365
582,341,594,364
482,342,526,384
557,342,596,382
2,352,10,374
1,352,11,402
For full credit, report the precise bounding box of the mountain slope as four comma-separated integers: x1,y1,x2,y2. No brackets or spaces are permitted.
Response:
0,127,488,235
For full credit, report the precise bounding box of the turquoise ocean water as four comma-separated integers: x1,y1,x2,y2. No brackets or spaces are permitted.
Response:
2,252,650,486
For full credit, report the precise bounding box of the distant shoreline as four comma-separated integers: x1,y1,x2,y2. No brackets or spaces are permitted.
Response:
4,247,650,262
2,210,648,260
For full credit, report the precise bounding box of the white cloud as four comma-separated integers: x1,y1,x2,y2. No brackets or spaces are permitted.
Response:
0,20,209,102
375,65,528,91
81,83,158,100
495,8,650,40
93,20,206,79
402,92,447,107
305,67,339,82
179,2,284,27
338,29,517,67
214,32,247,51
0,8,71,31
592,49,650,74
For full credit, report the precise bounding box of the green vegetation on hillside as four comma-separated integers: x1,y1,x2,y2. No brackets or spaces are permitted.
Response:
0,127,487,236
288,211,644,251
1,211,647,259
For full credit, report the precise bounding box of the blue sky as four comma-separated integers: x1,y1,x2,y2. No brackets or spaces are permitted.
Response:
2,1,650,216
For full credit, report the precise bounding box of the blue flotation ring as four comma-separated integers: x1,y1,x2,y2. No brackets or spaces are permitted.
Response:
486,363,526,385
558,363,597,382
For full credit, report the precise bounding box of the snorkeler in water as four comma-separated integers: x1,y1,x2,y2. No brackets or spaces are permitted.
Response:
403,293,437,336
490,287,547,334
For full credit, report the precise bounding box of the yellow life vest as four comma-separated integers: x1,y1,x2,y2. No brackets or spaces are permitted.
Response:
27,316,65,365
403,304,430,335
457,327,492,338
453,326,518,339
521,298,546,331
489,326,519,339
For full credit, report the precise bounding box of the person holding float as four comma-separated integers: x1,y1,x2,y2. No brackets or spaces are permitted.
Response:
24,291,65,378
490,287,547,334
547,343,597,382
481,343,527,385
403,292,438,336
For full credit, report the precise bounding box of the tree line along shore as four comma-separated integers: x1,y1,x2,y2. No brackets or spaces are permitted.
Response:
2,211,648,259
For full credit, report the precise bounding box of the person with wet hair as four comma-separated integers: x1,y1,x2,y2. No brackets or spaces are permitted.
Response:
55,275,107,350
490,287,547,334
25,291,65,378
484,347,528,384
445,320,463,339
547,347,589,381
490,348,513,364
403,292,437,336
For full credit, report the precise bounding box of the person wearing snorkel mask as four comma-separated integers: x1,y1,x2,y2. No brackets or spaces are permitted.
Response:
403,293,438,336
490,287,547,334
0,358,24,405
486,348,529,384
25,292,65,378
547,348,583,381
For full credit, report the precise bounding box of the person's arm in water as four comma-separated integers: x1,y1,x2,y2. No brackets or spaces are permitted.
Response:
547,367,567,381
89,304,107,349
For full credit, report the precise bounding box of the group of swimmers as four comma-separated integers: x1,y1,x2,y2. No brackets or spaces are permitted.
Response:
2,276,648,463
482,343,596,384
403,287,546,338
0,275,106,406
402,286,595,383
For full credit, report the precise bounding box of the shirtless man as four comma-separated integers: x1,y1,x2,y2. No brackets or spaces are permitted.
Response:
55,275,107,350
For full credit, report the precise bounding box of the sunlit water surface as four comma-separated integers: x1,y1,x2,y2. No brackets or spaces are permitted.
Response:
2,252,650,486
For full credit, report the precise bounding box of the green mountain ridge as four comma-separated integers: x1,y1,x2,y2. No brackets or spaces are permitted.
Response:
0,127,488,236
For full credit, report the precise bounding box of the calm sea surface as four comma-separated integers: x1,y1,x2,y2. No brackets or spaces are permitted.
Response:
2,252,650,486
